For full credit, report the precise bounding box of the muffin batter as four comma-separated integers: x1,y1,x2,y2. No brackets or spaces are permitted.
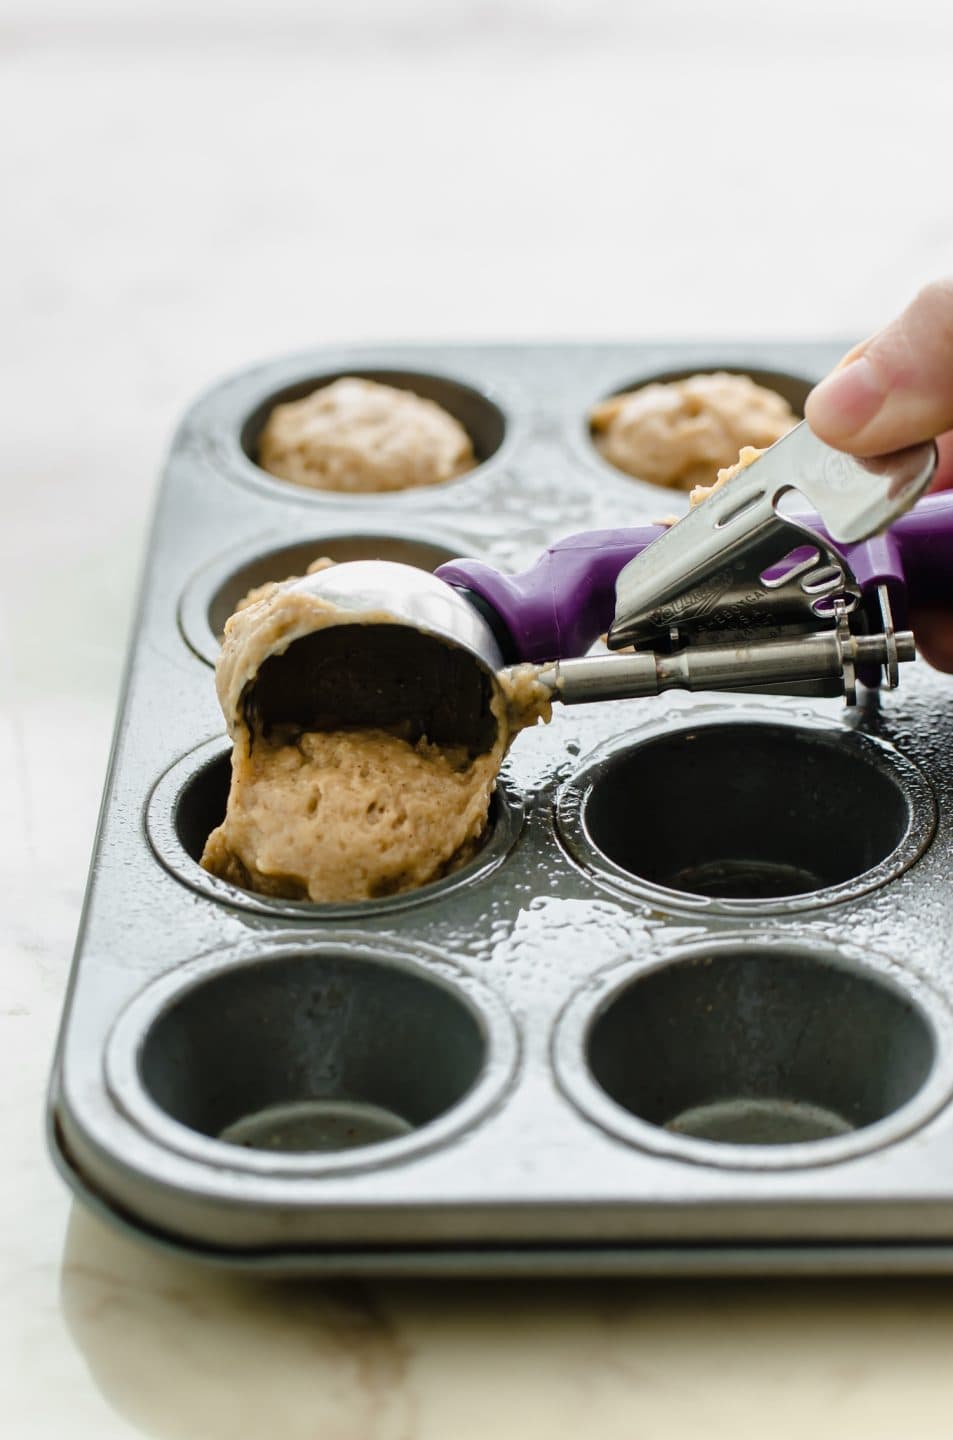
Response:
258,377,477,492
201,570,550,903
689,444,765,506
590,372,797,490
234,556,334,613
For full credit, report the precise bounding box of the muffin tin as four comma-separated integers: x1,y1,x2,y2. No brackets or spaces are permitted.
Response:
48,343,953,1275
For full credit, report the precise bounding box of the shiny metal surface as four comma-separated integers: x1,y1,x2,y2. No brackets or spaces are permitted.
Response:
283,558,501,652
46,342,953,1274
539,617,916,705
246,560,505,751
778,424,935,544
179,528,469,668
609,421,935,650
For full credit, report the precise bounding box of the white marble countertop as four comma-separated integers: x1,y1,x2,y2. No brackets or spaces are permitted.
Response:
5,2,953,1434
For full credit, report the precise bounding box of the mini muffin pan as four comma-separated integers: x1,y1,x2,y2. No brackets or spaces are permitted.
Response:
48,344,953,1275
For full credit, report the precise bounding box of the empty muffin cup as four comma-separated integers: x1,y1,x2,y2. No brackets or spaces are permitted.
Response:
146,737,524,919
179,530,467,666
240,369,507,493
555,939,953,1170
106,941,516,1173
556,715,936,914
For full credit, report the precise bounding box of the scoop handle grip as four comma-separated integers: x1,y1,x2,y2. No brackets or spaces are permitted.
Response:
835,489,953,628
436,526,666,662
890,490,953,609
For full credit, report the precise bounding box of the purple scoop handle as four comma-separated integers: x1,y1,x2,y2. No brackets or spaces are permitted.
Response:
437,527,667,662
443,527,670,659
436,491,953,663
885,490,953,609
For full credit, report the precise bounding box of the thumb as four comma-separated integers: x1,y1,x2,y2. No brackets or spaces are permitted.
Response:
805,278,953,456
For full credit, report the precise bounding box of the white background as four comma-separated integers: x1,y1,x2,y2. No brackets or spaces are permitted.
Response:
4,2,953,1435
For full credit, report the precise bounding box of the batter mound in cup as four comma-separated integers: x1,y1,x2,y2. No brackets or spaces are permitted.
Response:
258,377,477,492
590,371,797,490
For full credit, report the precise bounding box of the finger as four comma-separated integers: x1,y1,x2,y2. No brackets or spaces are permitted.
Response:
805,278,953,456
931,429,953,491
911,606,953,674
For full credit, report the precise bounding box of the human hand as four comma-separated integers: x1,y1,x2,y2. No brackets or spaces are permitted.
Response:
805,279,953,671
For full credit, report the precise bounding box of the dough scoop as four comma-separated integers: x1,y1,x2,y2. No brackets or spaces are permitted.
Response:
238,561,507,754
243,424,948,747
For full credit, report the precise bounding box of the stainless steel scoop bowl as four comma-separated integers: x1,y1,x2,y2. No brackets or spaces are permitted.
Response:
243,561,506,754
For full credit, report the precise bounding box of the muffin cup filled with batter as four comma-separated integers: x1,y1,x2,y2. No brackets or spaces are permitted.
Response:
201,564,550,904
589,367,810,491
243,371,506,494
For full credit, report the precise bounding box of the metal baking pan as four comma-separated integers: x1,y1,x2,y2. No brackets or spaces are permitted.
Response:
48,343,953,1275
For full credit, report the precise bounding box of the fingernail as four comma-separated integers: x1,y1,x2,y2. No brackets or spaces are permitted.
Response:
806,355,886,441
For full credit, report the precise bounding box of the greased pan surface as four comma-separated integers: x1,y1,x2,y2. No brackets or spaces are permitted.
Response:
48,344,953,1273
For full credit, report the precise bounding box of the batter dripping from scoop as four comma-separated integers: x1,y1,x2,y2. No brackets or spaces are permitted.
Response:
201,567,550,903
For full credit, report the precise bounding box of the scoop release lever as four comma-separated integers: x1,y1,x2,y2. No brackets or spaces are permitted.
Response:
608,422,935,655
